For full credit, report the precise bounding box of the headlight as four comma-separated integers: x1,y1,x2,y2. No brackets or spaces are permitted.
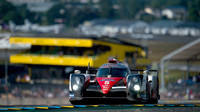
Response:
71,75,84,91
132,77,138,82
133,85,140,91
73,84,79,91
75,77,81,85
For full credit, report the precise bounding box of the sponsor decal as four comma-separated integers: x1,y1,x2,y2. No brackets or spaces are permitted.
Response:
69,94,75,97
96,77,124,94
102,85,111,90
105,81,109,84
101,79,115,81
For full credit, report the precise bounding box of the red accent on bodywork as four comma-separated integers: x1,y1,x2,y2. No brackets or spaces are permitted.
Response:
96,77,124,94
85,79,90,88
123,78,127,85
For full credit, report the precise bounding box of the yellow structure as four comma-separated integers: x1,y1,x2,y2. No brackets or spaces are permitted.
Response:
10,36,151,68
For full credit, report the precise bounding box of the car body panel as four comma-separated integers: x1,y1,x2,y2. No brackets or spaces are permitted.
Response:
69,60,159,104
96,77,124,94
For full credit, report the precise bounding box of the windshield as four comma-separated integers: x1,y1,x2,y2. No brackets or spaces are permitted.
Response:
97,68,128,77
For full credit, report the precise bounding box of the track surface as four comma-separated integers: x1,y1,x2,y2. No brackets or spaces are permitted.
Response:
1,101,200,112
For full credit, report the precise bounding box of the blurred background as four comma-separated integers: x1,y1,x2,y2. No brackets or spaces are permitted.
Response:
0,0,200,105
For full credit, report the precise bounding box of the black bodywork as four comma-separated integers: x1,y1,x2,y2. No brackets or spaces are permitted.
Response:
69,63,160,104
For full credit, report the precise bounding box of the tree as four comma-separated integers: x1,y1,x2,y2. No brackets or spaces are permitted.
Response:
188,8,200,21
150,0,167,8
139,13,157,23
0,0,33,25
0,0,24,24
117,0,130,19
99,0,115,18
3,11,24,24
45,3,68,25
128,0,145,19
0,0,15,18
69,7,99,26
188,0,200,21
17,4,36,23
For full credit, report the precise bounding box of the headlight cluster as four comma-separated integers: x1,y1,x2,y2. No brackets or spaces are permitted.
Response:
128,76,141,92
72,76,84,91
132,77,140,91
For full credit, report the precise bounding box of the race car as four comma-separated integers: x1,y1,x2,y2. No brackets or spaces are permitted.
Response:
69,59,160,104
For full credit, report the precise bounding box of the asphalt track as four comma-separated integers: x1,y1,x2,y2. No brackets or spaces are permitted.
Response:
1,101,200,112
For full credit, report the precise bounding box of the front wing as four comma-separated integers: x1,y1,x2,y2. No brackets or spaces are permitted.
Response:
69,85,148,101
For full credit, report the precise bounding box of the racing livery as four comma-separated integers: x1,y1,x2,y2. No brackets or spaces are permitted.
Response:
69,59,160,104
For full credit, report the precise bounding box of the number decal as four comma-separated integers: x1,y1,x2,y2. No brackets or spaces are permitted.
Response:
105,81,109,84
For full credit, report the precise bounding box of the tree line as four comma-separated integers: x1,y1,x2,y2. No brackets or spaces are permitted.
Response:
0,0,200,26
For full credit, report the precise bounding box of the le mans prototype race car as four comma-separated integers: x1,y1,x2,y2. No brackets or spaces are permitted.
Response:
69,59,160,104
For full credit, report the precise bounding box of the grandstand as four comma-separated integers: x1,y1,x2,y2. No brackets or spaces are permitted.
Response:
9,36,151,79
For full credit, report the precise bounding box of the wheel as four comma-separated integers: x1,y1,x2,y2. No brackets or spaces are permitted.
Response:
70,100,83,105
148,99,158,104
148,89,159,104
145,83,150,103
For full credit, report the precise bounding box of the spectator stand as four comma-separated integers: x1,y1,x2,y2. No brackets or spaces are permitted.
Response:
160,38,200,91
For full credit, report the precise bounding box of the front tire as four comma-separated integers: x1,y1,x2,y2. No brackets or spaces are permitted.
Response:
145,82,150,103
148,89,159,104
70,100,84,105
148,99,158,104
